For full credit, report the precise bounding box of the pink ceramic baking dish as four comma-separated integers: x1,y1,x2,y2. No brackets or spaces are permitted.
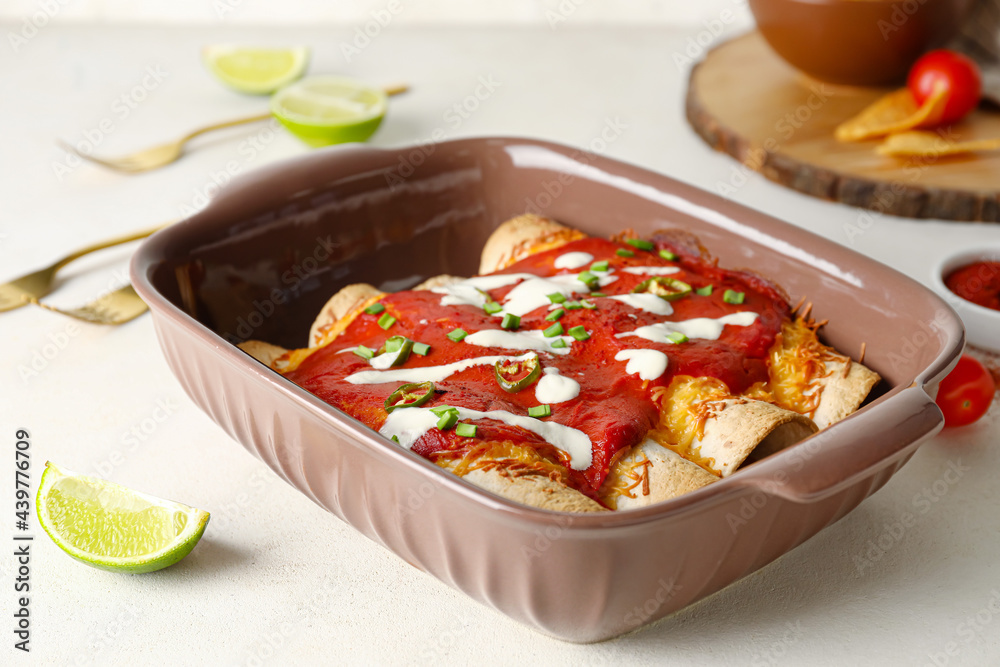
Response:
131,137,963,642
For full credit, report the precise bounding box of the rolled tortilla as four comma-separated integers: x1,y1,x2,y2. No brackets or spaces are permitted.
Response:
457,466,605,513
686,398,818,477
769,318,881,431
810,358,881,430
309,283,385,348
238,340,290,369
413,274,466,291
479,214,586,274
608,439,718,511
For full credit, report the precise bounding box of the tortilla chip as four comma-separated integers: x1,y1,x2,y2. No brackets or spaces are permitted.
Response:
835,83,949,142
878,130,1000,157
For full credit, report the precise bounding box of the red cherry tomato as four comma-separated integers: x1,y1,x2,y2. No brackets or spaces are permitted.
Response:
907,50,981,126
935,355,995,427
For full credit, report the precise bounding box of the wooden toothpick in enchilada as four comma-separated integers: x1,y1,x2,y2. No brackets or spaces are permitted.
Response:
240,215,880,512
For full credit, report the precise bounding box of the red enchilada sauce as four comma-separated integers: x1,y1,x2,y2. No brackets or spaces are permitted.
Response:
285,237,790,500
945,261,1000,312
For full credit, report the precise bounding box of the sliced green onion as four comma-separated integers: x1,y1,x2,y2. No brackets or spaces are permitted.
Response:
455,423,477,438
723,289,745,304
546,308,565,322
591,292,606,298
547,292,567,304
550,339,568,349
484,301,503,315
577,271,599,290
564,301,583,310
667,332,689,344
377,313,396,330
353,345,375,360
632,277,692,302
626,238,654,252
695,285,713,296
658,249,678,261
568,326,590,341
365,302,385,315
543,323,564,338
581,299,596,309
447,328,467,342
430,405,456,417
412,342,431,356
494,354,542,393
528,405,551,418
501,313,521,330
384,336,405,353
384,381,435,413
590,260,609,272
436,410,459,430
616,248,635,258
391,435,399,444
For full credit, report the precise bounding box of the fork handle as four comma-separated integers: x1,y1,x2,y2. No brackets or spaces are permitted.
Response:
181,113,274,143
52,223,171,271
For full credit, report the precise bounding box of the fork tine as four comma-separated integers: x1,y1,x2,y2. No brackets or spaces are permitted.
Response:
57,140,136,173
30,284,148,325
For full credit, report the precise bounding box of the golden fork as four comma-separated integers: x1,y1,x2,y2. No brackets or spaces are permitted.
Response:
59,83,411,174
0,224,166,313
57,113,272,174
30,284,148,325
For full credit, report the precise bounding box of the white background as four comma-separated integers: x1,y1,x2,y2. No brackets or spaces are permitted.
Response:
1,3,999,666
1,0,754,26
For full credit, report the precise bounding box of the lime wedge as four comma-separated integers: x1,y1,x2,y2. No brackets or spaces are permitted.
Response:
203,45,310,95
36,462,209,573
271,75,388,147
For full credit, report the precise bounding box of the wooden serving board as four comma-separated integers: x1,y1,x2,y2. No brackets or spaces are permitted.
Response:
686,32,1000,223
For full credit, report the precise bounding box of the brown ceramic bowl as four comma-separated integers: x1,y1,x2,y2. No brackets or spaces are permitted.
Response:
749,0,973,86
131,137,963,642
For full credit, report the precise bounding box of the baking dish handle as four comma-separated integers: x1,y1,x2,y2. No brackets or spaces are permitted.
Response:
739,387,944,504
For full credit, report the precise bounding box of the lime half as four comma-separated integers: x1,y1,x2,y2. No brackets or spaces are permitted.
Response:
271,75,388,147
36,462,209,573
204,45,310,95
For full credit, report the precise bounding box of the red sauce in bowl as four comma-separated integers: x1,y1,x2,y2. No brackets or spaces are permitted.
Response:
945,261,1000,312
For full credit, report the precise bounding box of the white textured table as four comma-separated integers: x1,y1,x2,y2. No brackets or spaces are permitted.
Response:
2,23,999,666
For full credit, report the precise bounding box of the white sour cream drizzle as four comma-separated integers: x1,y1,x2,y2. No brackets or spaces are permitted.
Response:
535,367,581,404
432,273,536,308
553,251,593,269
369,349,403,370
345,352,536,384
607,293,674,316
381,406,593,470
433,271,618,318
465,329,573,354
614,349,669,381
500,272,617,317
617,311,759,343
622,266,681,276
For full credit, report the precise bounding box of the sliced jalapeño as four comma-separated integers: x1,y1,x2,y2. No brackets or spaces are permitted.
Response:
631,276,692,302
384,381,435,413
494,354,542,393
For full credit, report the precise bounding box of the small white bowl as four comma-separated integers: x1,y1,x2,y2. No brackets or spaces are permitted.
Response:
931,247,1000,353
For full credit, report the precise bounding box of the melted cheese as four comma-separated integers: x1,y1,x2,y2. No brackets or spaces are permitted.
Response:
767,318,840,416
